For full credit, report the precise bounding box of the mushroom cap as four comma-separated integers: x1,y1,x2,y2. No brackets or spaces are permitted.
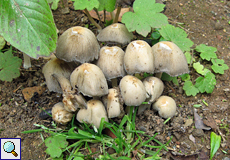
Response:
42,58,76,93
102,88,122,118
52,102,73,124
96,46,126,80
97,23,133,45
152,96,177,119
143,76,164,103
56,26,100,63
152,41,189,77
70,63,109,97
77,99,108,128
119,75,147,106
124,40,155,75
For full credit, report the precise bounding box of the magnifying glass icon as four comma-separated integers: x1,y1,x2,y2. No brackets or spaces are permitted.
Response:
3,141,18,157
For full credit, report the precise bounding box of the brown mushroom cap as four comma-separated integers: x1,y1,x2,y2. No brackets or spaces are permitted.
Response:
96,46,126,80
143,76,164,103
152,41,189,77
42,58,76,93
77,99,108,128
124,40,155,75
119,75,147,106
97,23,133,45
152,96,177,119
70,63,109,97
56,26,100,63
52,102,73,124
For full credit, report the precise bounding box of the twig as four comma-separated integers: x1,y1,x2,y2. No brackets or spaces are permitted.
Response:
13,85,22,93
168,19,194,34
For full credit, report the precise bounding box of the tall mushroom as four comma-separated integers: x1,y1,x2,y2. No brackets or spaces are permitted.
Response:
124,40,155,75
55,26,100,63
152,41,189,78
96,46,126,86
70,63,109,98
97,23,133,45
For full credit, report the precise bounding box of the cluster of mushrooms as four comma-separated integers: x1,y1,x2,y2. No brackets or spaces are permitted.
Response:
42,23,189,128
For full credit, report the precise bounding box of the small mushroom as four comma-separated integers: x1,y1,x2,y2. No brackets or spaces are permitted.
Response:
96,46,126,86
124,40,155,75
152,96,177,119
55,26,100,63
102,88,123,118
77,99,108,128
97,23,133,45
70,63,109,97
152,41,189,77
119,75,147,106
23,53,31,69
52,102,73,124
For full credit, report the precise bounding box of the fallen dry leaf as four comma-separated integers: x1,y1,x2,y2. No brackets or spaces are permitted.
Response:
194,109,211,130
103,128,117,138
203,116,218,131
22,86,45,102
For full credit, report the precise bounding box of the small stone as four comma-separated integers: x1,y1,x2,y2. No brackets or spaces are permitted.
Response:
222,157,230,160
61,7,69,14
192,129,204,137
214,22,224,30
173,132,181,140
184,119,193,127
138,126,147,132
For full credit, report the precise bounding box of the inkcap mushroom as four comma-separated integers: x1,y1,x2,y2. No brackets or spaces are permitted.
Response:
77,99,108,128
52,102,73,125
152,96,177,119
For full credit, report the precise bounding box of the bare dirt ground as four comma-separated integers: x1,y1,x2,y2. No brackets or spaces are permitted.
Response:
0,0,229,159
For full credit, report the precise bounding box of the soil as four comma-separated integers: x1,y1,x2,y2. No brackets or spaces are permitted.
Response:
0,0,230,160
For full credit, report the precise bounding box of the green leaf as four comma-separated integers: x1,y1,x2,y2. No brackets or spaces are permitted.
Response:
183,81,199,96
195,44,217,61
48,0,60,10
210,132,221,160
0,47,22,82
193,62,211,76
97,0,116,12
195,72,216,93
0,35,6,50
161,72,179,86
45,135,68,158
151,30,161,39
184,51,195,64
0,0,57,59
159,24,194,52
211,58,229,74
72,0,100,11
122,0,168,37
179,73,190,81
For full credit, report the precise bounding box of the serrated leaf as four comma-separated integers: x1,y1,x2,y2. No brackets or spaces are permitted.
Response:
211,58,229,74
159,24,194,52
45,135,68,158
97,0,116,12
72,0,99,11
184,51,195,64
179,73,190,81
210,132,221,160
0,47,22,82
161,72,179,86
195,44,217,61
193,62,211,76
0,0,57,59
183,81,199,96
195,72,216,93
122,0,168,37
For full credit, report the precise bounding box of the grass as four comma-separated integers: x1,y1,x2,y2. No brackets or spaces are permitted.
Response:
22,106,171,159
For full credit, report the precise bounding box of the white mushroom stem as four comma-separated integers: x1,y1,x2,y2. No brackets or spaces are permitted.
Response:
52,74,72,93
23,53,31,69
84,9,102,31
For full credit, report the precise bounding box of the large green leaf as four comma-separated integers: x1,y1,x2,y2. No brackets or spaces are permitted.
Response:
0,0,57,59
98,0,116,12
72,0,99,11
122,0,168,37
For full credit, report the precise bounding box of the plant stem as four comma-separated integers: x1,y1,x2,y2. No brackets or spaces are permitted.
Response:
84,9,102,31
94,8,102,25
23,53,31,69
113,6,121,23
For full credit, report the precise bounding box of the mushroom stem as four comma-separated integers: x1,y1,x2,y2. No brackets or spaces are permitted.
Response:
84,9,102,31
111,78,118,87
155,72,163,79
23,53,31,69
52,74,72,93
113,5,121,23
74,94,87,109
